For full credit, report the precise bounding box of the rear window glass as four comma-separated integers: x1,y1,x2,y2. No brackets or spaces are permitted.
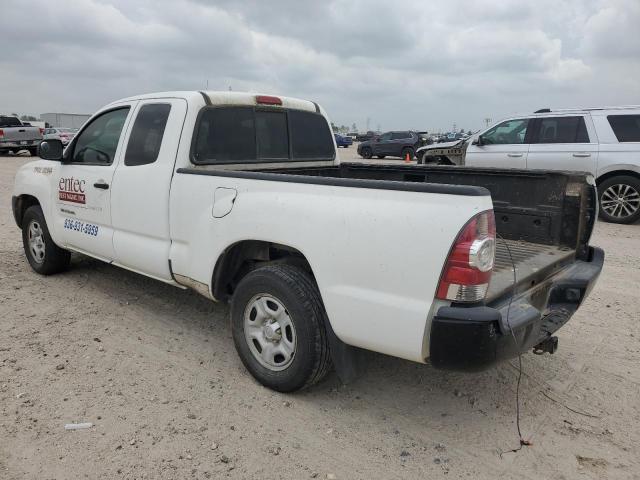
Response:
125,104,171,166
193,107,334,164
534,116,590,143
194,107,256,162
289,110,335,160
256,110,289,160
608,115,640,142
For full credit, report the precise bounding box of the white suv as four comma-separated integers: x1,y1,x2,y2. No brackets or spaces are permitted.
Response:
417,106,640,224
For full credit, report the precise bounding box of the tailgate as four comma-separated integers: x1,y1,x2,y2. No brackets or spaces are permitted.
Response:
2,127,41,142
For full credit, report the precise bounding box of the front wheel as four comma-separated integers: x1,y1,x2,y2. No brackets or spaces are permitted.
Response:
598,176,640,224
360,147,372,159
21,206,71,275
231,264,331,392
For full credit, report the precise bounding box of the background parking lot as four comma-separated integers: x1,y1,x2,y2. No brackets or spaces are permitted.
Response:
1,155,639,479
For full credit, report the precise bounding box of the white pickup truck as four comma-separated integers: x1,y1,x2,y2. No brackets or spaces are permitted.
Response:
12,91,603,392
0,115,43,156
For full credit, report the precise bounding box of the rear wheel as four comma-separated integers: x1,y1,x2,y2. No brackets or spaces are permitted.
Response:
231,264,331,392
598,175,640,224
21,206,70,274
28,147,39,157
377,155,386,159
360,147,372,159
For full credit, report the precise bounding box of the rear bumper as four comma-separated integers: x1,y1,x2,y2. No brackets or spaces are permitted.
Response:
429,246,604,372
0,140,39,149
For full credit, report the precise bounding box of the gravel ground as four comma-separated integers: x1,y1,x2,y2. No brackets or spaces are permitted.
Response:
1,154,639,479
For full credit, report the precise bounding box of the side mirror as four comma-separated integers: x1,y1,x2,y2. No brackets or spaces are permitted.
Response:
37,139,64,161
473,135,484,146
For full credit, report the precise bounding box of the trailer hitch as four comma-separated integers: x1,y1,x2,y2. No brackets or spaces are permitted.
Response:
533,336,558,355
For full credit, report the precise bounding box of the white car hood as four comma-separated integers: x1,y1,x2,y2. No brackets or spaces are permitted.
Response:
417,139,466,152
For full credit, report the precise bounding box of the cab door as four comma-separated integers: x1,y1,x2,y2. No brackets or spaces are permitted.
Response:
52,105,135,261
525,116,598,174
374,132,393,156
465,118,530,169
110,98,187,280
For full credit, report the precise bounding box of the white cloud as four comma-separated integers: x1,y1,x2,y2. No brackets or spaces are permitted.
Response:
1,0,638,131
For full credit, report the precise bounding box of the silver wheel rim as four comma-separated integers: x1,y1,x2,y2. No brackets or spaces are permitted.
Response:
244,294,297,371
27,220,46,263
601,184,640,219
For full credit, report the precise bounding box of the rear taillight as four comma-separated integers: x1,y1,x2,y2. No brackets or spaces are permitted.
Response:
39,128,45,135
0,128,4,138
436,210,496,302
255,95,282,106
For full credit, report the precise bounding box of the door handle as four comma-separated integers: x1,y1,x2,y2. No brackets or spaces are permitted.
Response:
93,182,109,190
507,153,523,157
572,153,591,157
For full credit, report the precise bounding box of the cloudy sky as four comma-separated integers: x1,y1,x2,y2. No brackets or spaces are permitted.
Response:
1,0,639,132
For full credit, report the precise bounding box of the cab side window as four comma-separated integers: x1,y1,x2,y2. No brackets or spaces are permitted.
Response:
391,132,411,140
124,104,171,166
379,132,392,141
71,107,130,165
482,119,529,145
533,116,590,143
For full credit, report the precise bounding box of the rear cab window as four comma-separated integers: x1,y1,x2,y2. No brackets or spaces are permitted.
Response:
0,116,22,127
192,106,334,164
608,115,640,142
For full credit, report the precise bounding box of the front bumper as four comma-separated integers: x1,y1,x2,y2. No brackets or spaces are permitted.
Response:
429,246,604,372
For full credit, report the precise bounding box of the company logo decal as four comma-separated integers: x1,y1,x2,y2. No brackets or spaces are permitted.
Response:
59,177,86,204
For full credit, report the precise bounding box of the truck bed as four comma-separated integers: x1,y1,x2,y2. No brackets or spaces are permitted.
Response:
267,162,597,305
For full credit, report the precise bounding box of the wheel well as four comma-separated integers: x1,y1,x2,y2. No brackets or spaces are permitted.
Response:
596,170,640,185
212,240,313,302
13,194,40,228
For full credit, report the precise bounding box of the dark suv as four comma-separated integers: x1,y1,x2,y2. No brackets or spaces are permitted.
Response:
357,131,420,159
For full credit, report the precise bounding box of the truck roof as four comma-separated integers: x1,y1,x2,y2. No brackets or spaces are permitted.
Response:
107,91,320,114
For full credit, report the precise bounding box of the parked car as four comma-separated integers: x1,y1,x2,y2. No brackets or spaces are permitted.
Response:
13,91,602,392
44,127,77,146
357,130,420,159
416,106,640,224
334,133,352,148
0,115,43,156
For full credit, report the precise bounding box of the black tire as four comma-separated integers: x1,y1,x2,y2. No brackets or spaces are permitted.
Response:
28,147,39,157
401,147,415,160
417,151,425,164
360,147,372,159
377,155,386,159
21,205,71,275
597,175,640,224
231,264,331,392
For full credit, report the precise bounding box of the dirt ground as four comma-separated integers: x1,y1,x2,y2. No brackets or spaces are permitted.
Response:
1,154,639,480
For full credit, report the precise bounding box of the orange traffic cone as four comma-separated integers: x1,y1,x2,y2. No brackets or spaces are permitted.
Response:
404,152,411,163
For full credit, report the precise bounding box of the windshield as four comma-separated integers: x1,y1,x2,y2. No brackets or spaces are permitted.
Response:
0,116,22,127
